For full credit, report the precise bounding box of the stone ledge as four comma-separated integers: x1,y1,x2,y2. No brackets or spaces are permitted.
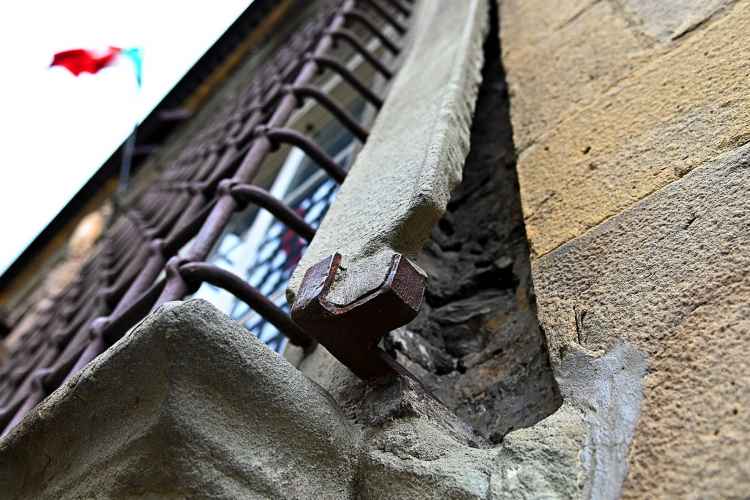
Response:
287,0,489,305
0,299,359,499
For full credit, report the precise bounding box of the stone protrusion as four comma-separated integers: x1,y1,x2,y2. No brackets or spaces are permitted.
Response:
0,300,360,499
287,0,489,307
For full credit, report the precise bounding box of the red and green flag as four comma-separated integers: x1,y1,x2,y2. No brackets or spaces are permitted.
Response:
50,46,143,87
50,46,145,194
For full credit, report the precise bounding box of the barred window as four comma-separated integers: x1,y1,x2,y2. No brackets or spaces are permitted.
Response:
0,0,414,436
196,113,363,352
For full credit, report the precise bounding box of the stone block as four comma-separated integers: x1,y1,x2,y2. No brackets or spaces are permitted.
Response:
618,0,737,41
500,0,652,149
532,143,750,497
360,416,494,500
515,1,750,256
359,405,588,500
287,0,488,306
490,405,587,499
0,299,360,499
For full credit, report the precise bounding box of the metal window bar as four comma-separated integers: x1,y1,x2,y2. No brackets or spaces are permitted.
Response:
210,137,355,352
0,0,413,437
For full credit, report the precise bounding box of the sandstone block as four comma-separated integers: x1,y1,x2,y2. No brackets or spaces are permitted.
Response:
0,299,360,499
515,1,750,256
501,0,652,149
532,143,750,497
499,0,599,49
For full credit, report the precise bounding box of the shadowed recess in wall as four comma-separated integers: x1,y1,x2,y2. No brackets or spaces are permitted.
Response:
385,5,561,443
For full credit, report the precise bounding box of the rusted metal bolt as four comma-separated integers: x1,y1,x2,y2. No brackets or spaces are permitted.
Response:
290,252,425,380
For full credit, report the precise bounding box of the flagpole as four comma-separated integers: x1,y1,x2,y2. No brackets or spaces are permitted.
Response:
118,125,137,196
117,47,143,200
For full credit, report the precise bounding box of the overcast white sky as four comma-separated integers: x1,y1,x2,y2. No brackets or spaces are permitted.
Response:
0,1,252,275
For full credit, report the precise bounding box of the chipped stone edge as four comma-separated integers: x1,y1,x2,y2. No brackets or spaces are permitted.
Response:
286,0,489,305
0,299,361,498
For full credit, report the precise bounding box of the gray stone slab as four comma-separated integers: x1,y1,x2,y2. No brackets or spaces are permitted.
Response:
287,0,489,306
0,299,360,499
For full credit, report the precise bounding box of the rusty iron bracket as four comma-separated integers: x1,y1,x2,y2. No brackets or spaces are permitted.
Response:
291,252,425,380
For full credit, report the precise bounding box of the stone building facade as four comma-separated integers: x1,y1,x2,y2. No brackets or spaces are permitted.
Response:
1,0,748,498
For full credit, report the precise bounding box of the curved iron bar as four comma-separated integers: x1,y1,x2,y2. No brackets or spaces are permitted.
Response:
361,0,407,34
343,10,400,54
382,0,411,17
228,182,317,242
328,28,394,79
178,262,312,348
263,127,348,183
308,55,383,109
286,85,370,142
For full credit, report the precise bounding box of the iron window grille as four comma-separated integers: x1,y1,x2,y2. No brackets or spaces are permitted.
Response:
0,0,414,437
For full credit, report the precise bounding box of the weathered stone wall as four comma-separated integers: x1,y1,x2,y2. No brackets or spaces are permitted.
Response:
500,0,750,497
4,1,748,498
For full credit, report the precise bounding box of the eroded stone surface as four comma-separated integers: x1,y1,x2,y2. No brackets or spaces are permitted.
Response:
534,144,750,497
501,0,653,150
0,300,360,499
558,342,647,499
490,406,587,499
357,386,590,500
512,1,750,256
360,415,494,499
616,0,737,40
288,0,488,306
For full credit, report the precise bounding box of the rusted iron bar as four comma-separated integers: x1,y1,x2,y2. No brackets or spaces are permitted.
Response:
227,182,317,242
179,262,312,347
263,127,348,183
343,11,400,54
328,29,394,79
285,85,370,142
362,0,407,34
308,55,384,109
